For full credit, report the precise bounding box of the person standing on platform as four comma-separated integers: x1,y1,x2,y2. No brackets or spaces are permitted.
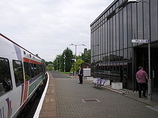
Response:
78,66,83,84
136,66,148,98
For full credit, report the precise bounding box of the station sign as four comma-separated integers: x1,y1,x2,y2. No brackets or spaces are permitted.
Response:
132,39,149,43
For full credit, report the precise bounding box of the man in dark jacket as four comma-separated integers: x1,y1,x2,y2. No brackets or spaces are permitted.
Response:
78,66,83,84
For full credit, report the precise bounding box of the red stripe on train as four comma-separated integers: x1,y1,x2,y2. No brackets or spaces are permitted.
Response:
23,58,42,65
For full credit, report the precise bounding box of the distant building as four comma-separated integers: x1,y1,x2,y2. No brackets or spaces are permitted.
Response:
90,0,158,91
82,63,91,68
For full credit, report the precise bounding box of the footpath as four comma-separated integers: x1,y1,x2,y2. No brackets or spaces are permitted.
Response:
70,75,158,107
39,71,158,118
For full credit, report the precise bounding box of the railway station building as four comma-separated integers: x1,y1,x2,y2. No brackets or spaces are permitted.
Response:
90,0,158,92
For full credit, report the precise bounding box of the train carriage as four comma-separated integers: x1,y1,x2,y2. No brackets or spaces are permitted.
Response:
0,33,46,118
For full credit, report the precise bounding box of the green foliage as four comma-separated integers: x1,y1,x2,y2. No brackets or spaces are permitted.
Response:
53,55,61,71
61,48,73,72
81,49,91,63
60,72,70,74
45,61,53,66
70,59,84,73
53,48,73,72
46,64,53,71
52,47,91,73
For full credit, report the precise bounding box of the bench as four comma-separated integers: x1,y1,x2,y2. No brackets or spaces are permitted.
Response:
92,78,106,89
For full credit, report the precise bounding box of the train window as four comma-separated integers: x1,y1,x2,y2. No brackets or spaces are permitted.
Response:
0,57,12,96
24,62,31,80
36,64,40,74
40,65,43,73
34,64,37,76
30,63,35,77
13,60,24,86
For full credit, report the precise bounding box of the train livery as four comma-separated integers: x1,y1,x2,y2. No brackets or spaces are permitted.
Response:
0,33,46,118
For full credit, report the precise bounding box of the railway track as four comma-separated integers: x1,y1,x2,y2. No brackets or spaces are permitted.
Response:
17,78,47,118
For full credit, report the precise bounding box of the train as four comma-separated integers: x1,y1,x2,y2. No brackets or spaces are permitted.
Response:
0,33,46,118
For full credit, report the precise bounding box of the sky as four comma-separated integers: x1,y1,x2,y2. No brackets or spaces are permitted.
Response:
0,0,113,61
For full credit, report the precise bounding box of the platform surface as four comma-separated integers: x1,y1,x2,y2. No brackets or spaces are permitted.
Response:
39,71,158,118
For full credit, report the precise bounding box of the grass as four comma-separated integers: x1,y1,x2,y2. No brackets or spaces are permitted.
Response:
60,72,70,74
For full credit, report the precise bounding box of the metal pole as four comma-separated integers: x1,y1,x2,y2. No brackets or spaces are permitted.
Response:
148,0,152,101
69,43,86,77
148,40,151,101
64,54,66,72
75,45,77,77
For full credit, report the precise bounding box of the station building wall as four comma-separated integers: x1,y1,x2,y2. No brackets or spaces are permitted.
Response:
90,0,158,90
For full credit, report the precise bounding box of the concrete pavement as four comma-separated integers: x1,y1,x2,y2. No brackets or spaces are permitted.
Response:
39,71,158,118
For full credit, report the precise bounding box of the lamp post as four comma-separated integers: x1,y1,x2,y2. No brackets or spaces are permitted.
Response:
128,0,152,101
69,44,86,77
64,54,66,72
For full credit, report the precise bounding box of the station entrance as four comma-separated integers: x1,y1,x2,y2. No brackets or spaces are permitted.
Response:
135,43,158,91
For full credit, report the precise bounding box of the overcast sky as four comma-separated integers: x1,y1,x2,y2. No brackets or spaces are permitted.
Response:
0,0,113,61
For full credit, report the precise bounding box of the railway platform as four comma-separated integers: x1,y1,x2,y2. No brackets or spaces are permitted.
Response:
36,71,158,118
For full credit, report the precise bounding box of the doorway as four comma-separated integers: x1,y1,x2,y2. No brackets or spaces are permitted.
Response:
135,46,158,91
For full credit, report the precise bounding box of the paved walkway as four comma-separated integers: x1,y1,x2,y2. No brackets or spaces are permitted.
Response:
39,72,56,118
39,71,158,118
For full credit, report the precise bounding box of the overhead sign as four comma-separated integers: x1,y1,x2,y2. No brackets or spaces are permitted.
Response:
132,39,149,43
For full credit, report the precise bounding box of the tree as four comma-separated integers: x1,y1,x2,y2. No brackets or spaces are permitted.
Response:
70,59,84,73
53,55,61,71
81,49,91,63
53,48,73,72
46,64,53,71
52,48,91,72
60,48,73,72
45,61,53,66
45,61,53,71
